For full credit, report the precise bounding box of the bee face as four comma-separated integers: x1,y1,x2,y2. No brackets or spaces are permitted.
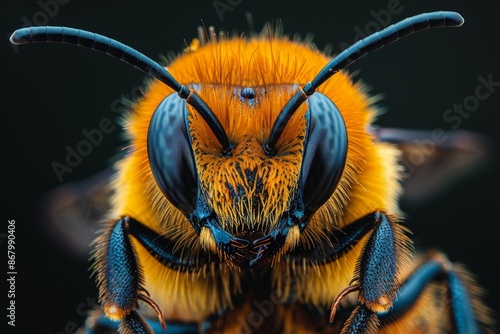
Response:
147,54,348,268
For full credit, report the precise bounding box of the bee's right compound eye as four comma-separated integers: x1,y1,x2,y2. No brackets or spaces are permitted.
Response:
148,93,199,215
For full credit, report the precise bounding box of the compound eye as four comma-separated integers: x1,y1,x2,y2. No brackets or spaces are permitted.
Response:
300,93,348,213
148,93,198,215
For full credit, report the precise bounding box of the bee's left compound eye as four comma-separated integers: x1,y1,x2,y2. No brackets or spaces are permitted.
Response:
148,93,198,215
300,93,348,213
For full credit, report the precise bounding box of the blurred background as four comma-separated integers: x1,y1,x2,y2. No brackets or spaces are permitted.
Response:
2,0,499,332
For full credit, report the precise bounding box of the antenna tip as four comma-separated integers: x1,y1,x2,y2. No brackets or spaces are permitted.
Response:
445,11,465,27
9,28,30,45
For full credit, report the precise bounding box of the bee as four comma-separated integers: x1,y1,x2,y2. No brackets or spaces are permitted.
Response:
10,11,496,334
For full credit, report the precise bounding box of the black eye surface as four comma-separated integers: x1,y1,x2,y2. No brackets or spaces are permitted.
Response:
148,93,198,215
300,93,348,213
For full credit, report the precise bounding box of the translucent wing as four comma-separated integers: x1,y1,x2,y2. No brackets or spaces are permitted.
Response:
40,168,115,259
372,127,493,207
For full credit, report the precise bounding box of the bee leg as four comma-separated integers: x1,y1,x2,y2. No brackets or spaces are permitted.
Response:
377,252,480,334
331,212,411,333
94,217,165,334
80,307,207,333
119,310,156,334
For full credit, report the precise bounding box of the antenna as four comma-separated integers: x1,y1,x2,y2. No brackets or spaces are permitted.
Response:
10,26,232,153
264,11,464,155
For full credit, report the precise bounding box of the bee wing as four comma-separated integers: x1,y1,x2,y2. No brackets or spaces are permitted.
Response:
39,168,115,259
372,127,493,207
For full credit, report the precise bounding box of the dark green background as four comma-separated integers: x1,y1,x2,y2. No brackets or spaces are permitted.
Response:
2,0,499,332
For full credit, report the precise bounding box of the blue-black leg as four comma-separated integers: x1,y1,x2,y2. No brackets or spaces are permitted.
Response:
81,308,202,334
378,253,480,334
93,217,165,334
341,305,380,334
355,212,405,311
331,212,411,334
120,311,155,334
92,216,215,333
